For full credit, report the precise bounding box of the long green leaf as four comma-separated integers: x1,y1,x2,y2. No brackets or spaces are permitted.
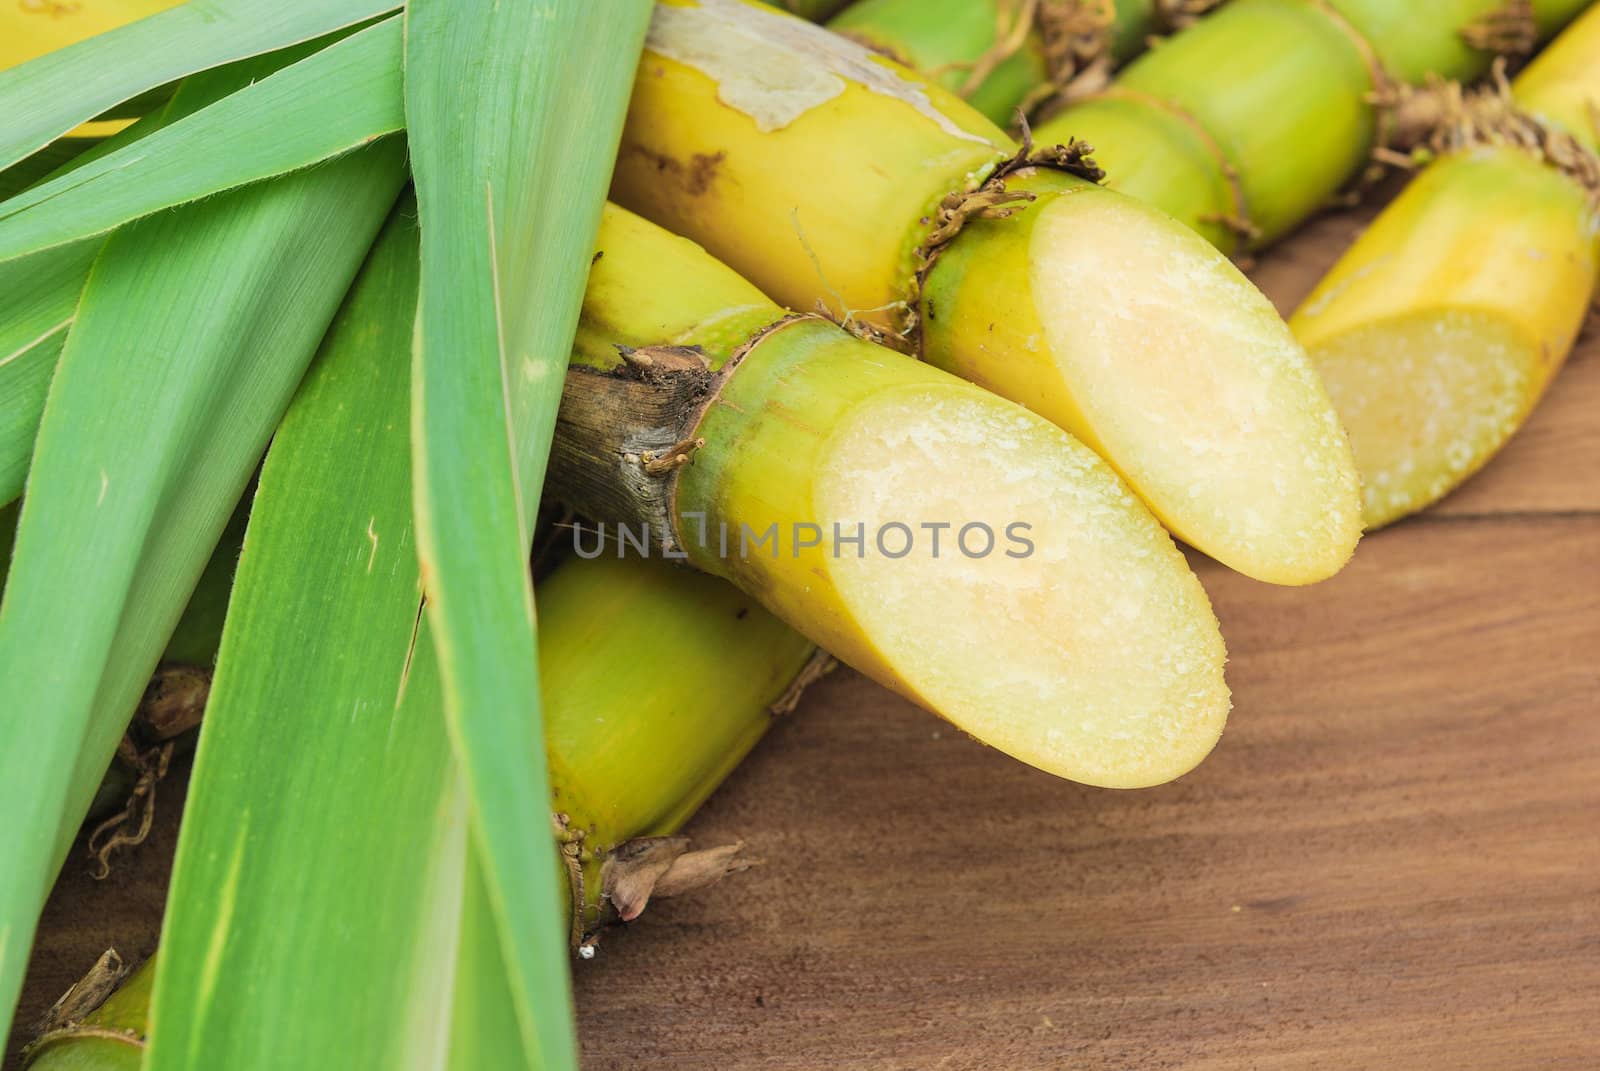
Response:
0,240,98,503
0,39,377,505
402,1,652,1064
147,202,470,1070
0,16,405,264
0,130,404,1050
447,856,533,1071
0,0,399,173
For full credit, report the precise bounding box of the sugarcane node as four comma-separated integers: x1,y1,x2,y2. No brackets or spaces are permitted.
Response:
1057,82,1262,246
1423,61,1600,205
641,436,707,476
1308,0,1407,203
811,298,910,349
23,1025,147,1063
553,315,826,558
552,812,593,949
29,948,126,1039
85,736,174,880
615,342,713,384
1461,0,1538,59
980,0,1115,119
132,661,212,742
906,119,1103,352
1152,0,1224,34
767,648,839,718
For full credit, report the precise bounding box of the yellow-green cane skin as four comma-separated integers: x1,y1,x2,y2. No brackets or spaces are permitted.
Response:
828,0,1050,128
1329,0,1592,84
1294,150,1598,379
1036,0,1594,254
1044,89,1244,251
541,554,816,855
1513,1,1600,154
1049,0,1374,249
917,169,1107,459
674,318,939,693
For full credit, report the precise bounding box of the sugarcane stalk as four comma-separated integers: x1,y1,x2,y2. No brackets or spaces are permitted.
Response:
1031,0,1593,254
553,202,1230,789
826,0,1224,127
22,552,819,1067
1291,6,1600,528
613,0,1361,586
771,0,851,19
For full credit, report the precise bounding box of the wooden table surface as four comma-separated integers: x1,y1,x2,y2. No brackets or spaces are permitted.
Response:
12,196,1599,1070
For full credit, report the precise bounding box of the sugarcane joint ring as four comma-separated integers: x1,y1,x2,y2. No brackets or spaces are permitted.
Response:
23,1025,146,1063
1305,0,1407,198
1460,0,1539,59
1426,66,1600,203
904,121,1105,356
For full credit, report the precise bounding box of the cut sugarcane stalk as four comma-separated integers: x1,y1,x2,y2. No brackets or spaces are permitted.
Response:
542,554,820,939
1031,0,1593,254
613,0,1361,585
827,0,1223,127
21,554,820,1067
554,203,1230,789
773,0,851,19
1292,6,1600,528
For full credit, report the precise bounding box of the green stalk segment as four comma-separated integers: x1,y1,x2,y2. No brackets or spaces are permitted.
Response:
775,0,852,19
1292,5,1600,527
543,555,819,936
1032,0,1594,254
827,0,1222,127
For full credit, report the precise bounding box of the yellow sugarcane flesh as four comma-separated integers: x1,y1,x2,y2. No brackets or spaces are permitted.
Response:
675,317,1231,788
921,169,1362,585
1293,7,1600,528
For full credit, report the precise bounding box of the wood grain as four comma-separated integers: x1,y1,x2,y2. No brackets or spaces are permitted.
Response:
11,191,1600,1069
574,519,1599,1070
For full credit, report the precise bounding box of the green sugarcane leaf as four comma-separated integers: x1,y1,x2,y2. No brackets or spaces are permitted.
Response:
402,1,652,1064
447,855,534,1071
0,39,382,508
0,15,405,264
0,138,95,203
0,117,405,1051
146,201,474,1070
0,239,98,505
0,0,400,173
